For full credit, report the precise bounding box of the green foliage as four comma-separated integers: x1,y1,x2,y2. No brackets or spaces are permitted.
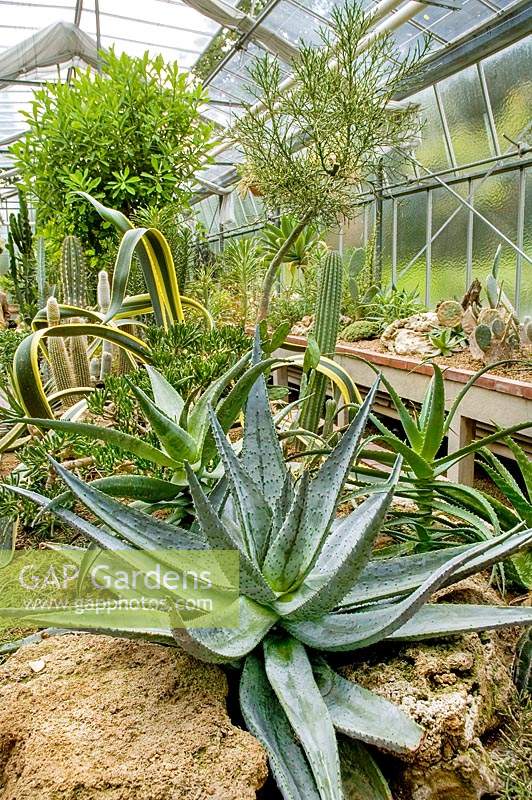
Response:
341,320,380,342
259,215,325,291
5,188,38,320
367,286,423,331
355,362,532,551
492,694,532,800
427,327,467,356
218,238,264,325
10,50,212,255
300,252,343,434
267,296,312,332
343,233,378,320
232,2,425,228
8,344,532,800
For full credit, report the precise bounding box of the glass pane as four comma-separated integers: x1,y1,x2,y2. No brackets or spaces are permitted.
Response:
472,170,519,306
430,183,469,306
438,65,494,166
430,0,492,43
380,198,392,287
396,191,427,298
412,87,450,171
483,38,532,148
263,1,322,47
520,168,532,317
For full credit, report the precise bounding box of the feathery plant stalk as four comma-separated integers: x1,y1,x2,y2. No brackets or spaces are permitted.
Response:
5,331,532,800
299,251,343,434
233,2,427,320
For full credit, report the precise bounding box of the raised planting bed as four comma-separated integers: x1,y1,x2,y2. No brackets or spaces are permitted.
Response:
273,334,532,486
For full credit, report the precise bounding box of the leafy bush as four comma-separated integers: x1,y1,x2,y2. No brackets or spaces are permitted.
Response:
11,50,212,258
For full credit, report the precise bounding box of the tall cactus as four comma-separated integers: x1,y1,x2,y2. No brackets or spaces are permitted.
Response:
34,236,48,310
46,297,77,407
60,235,87,308
6,188,37,319
299,251,343,434
97,270,113,381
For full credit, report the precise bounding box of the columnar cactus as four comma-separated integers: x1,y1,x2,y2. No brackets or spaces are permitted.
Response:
299,251,343,434
60,235,88,308
46,297,77,405
96,270,113,381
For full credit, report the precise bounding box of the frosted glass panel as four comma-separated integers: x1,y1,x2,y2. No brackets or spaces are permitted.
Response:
521,168,532,318
413,87,450,171
483,38,532,147
430,183,469,305
396,191,427,297
472,171,519,306
438,66,494,166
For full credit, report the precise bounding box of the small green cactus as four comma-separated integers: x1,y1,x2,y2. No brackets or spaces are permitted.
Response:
474,324,492,353
341,319,380,342
69,318,92,388
60,235,87,308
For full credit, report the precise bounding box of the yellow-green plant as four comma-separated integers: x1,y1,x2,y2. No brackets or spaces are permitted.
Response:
11,193,213,420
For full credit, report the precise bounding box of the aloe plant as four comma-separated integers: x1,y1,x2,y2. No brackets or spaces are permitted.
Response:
5,334,532,799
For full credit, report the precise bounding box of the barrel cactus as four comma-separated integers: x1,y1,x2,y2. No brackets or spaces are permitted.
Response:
299,251,343,434
10,332,532,799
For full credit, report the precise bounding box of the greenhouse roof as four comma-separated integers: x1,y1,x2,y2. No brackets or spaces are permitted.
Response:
0,0,529,197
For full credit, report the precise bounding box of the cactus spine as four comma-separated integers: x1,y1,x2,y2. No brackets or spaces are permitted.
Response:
60,235,87,308
299,251,343,434
46,297,77,406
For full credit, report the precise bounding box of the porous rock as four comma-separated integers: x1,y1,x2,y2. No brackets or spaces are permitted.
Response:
381,312,439,357
341,576,518,800
0,633,267,800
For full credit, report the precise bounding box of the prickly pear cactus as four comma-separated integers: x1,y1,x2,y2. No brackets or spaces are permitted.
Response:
474,324,492,353
436,300,462,328
477,307,503,327
491,317,505,339
299,251,343,434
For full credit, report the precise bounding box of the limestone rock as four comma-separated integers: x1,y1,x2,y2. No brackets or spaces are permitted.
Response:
381,312,439,357
341,577,518,800
0,633,267,800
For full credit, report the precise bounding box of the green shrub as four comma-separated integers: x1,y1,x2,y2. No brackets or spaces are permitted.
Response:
10,50,212,258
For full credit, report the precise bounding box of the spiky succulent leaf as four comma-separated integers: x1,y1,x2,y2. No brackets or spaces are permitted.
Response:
146,365,185,423
264,635,343,800
262,473,310,592
282,378,380,583
208,406,272,563
278,459,401,620
171,596,278,663
240,653,321,800
338,527,532,609
420,364,445,460
241,330,287,505
339,739,392,800
128,382,198,462
185,463,276,604
387,603,532,641
284,532,524,650
47,459,203,551
313,658,423,754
